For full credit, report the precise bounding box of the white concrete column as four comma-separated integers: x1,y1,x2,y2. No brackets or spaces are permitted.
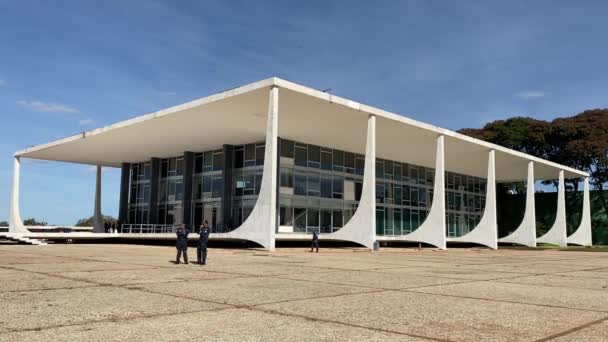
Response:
92,165,104,233
449,149,498,249
538,170,568,246
9,157,28,234
499,161,537,247
326,114,376,249
213,86,279,250
401,135,446,249
567,177,593,246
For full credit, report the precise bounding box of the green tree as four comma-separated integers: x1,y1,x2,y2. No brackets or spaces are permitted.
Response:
75,215,118,227
23,218,48,226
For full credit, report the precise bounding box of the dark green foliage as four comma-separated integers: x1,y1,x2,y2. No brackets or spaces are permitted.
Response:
75,215,117,227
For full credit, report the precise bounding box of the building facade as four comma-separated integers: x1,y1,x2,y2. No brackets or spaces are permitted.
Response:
9,78,593,250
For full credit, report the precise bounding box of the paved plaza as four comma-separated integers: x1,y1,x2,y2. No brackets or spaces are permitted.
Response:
0,243,607,341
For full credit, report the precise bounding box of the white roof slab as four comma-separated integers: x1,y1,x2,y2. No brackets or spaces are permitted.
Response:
15,77,587,182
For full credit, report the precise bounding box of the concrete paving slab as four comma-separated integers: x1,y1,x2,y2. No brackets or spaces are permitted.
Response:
57,267,241,285
374,265,528,280
501,274,608,291
137,276,373,306
282,269,466,290
550,319,608,342
460,262,600,274
0,286,227,333
409,280,608,311
0,269,93,293
258,290,605,342
0,308,425,342
556,270,608,279
11,261,159,273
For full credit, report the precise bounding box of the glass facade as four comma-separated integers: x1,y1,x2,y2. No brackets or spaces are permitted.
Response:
156,156,185,226
192,150,224,232
375,159,434,236
446,172,486,237
122,139,486,238
232,142,265,229
127,162,151,224
278,139,364,234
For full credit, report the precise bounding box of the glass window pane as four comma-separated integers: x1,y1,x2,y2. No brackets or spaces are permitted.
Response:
209,177,221,198
307,208,319,228
213,152,224,171
308,145,320,168
295,145,307,167
195,154,203,173
234,148,244,169
321,176,332,198
332,210,343,229
294,208,306,232
321,150,332,170
281,140,294,158
355,156,365,175
295,171,307,195
307,172,320,196
203,152,213,172
376,160,384,178
256,144,265,166
280,168,293,188
333,150,344,171
321,210,332,233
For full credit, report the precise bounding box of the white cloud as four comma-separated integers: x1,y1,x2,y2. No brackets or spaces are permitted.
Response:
158,91,177,96
0,79,5,86
514,91,548,100
17,100,80,113
79,118,94,126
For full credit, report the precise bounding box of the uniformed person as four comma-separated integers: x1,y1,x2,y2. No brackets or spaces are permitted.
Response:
175,224,190,264
310,231,319,253
197,221,211,265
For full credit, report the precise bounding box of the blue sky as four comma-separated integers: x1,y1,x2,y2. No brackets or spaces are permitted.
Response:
1,0,607,224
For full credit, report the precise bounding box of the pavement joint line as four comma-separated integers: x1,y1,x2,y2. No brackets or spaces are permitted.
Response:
0,306,234,335
0,265,109,286
533,315,608,342
0,284,100,294
248,306,455,342
268,273,477,292
401,288,608,313
493,279,608,293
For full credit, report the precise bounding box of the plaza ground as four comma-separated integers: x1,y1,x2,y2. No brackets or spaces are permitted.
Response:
0,244,607,341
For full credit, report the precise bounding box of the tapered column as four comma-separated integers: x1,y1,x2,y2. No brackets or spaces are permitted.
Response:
567,177,593,246
9,157,27,234
92,165,104,233
499,161,537,247
402,135,446,249
214,86,278,250
449,149,498,249
538,170,568,246
326,114,376,250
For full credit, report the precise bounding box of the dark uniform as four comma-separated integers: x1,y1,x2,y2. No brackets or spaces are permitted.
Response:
197,223,210,265
175,225,190,264
310,231,319,253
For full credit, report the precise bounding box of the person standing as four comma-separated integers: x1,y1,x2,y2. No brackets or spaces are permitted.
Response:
197,221,211,265
310,231,319,253
175,224,190,264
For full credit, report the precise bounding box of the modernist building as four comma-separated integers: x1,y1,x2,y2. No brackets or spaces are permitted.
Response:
8,78,593,250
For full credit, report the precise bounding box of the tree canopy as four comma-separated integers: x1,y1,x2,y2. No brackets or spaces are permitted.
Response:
23,218,48,226
459,109,608,211
75,215,117,227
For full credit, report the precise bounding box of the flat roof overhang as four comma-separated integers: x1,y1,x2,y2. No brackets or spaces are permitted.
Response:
15,77,588,182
